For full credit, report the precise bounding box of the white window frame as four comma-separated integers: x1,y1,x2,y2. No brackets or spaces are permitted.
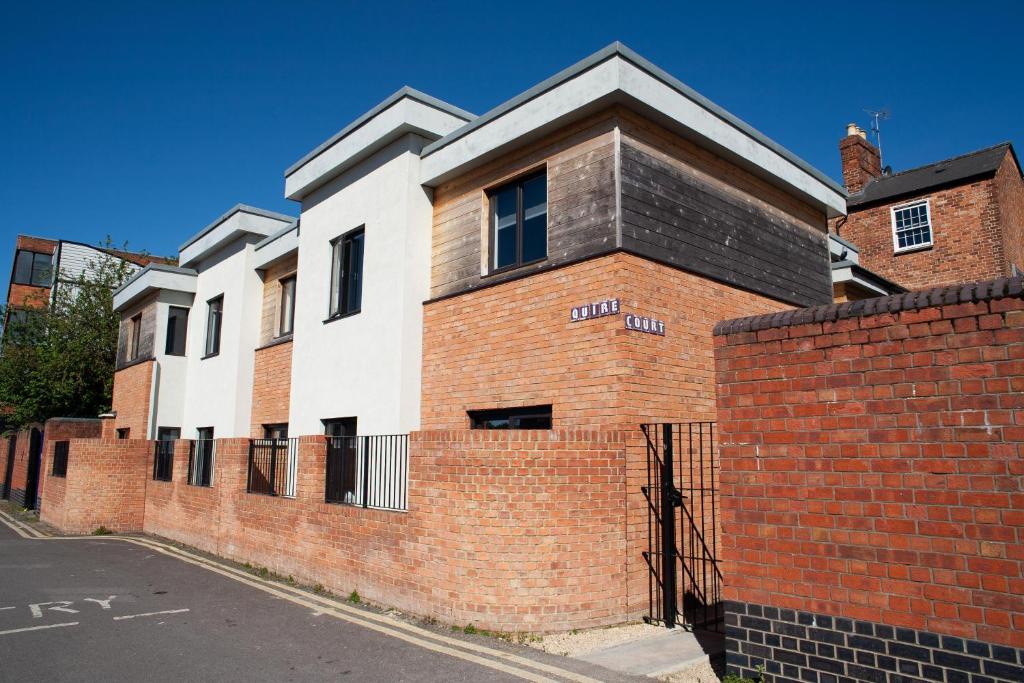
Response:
890,199,933,253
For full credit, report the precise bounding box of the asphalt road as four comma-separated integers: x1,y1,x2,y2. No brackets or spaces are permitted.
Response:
0,517,642,683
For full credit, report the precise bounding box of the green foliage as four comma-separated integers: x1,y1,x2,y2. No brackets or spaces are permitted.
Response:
723,664,767,683
92,526,113,536
348,590,361,604
0,238,139,428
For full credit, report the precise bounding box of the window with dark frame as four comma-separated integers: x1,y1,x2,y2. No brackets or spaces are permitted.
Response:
468,405,553,430
263,424,288,440
489,171,547,272
189,427,215,487
116,428,130,440
129,314,142,360
323,417,358,505
165,306,189,356
278,275,296,337
52,441,70,477
204,295,223,357
13,250,53,287
328,228,364,319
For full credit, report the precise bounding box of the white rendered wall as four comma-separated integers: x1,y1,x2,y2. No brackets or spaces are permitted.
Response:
180,238,264,438
150,289,195,438
288,134,430,436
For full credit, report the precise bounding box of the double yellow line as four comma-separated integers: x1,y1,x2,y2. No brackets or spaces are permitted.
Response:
0,510,603,683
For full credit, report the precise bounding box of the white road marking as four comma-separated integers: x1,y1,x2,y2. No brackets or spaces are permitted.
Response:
113,608,190,621
0,621,79,636
29,601,78,618
83,596,117,610
0,606,15,611
0,509,597,683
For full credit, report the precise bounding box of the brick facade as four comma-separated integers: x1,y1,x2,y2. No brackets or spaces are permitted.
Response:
250,341,292,437
249,255,297,437
714,276,1024,682
994,153,1024,274
834,178,1008,290
109,359,154,439
839,129,881,194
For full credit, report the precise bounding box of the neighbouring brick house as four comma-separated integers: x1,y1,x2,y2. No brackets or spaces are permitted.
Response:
831,124,1023,290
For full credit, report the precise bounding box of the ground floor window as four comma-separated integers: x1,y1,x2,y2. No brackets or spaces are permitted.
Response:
116,428,130,439
468,405,552,429
52,441,69,477
189,427,215,487
263,424,288,440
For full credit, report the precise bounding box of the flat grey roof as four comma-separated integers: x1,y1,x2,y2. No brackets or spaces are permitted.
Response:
178,204,296,252
112,262,198,298
254,220,299,251
420,42,846,197
284,87,475,178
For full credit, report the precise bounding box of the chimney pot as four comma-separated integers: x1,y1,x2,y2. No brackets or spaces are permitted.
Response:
846,123,859,137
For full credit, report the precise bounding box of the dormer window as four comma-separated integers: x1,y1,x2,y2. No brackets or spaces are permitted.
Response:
891,200,932,252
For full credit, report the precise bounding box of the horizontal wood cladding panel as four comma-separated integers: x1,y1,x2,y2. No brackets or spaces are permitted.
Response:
430,113,619,299
116,293,158,369
619,142,831,306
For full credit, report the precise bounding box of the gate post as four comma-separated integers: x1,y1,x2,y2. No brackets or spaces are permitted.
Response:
661,423,677,628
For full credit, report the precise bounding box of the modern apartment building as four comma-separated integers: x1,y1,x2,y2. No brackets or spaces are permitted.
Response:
83,42,849,630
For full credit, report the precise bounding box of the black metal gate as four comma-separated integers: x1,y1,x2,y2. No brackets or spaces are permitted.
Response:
24,428,43,510
642,422,722,631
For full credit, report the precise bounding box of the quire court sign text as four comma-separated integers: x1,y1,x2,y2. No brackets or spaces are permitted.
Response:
570,299,620,322
625,313,666,336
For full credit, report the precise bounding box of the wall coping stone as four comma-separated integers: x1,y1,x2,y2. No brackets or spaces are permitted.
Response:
714,275,1023,336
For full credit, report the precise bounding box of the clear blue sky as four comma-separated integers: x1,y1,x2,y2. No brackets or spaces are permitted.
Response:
2,1,1021,300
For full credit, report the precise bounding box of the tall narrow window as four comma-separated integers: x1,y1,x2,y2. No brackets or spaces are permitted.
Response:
279,276,296,336
489,172,547,272
329,228,364,318
129,314,142,360
891,200,932,252
165,306,189,356
204,296,223,357
13,250,53,287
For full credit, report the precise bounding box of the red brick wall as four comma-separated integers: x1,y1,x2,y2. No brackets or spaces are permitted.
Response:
839,133,881,194
109,360,153,439
38,438,149,534
994,152,1024,274
835,174,1010,291
142,430,628,632
250,341,292,437
714,277,1024,648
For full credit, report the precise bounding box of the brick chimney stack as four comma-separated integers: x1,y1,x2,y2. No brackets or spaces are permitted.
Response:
839,123,882,194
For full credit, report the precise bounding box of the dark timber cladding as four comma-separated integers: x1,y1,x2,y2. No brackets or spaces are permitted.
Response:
619,142,832,307
430,115,618,299
115,293,158,369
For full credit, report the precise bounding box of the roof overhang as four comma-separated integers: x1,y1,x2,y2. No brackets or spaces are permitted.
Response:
253,221,299,271
178,205,295,268
112,264,198,312
284,88,474,202
420,43,847,218
831,260,905,298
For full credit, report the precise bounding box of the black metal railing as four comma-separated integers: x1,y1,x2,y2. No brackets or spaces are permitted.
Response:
188,439,216,487
326,434,408,511
642,422,722,632
247,438,298,497
153,439,175,482
52,441,69,478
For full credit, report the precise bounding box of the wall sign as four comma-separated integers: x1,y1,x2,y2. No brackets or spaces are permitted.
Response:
625,313,666,336
570,298,620,322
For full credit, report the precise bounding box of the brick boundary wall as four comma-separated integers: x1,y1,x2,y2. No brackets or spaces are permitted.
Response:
714,275,1024,683
39,438,150,534
58,429,629,632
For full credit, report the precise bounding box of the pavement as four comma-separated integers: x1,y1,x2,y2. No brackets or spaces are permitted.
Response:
0,508,651,683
